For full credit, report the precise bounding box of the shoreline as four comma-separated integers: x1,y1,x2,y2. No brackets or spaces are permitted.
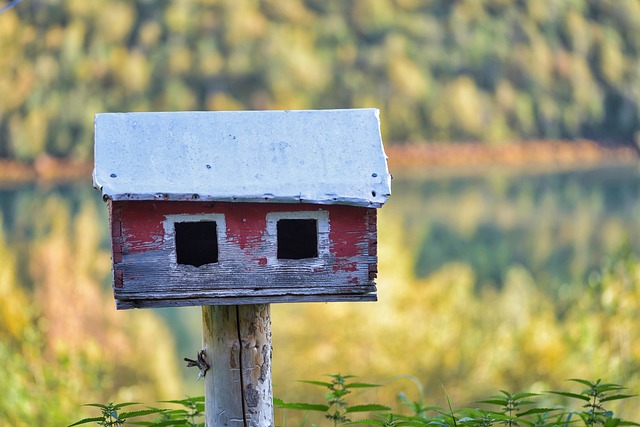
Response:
0,140,637,185
386,139,638,170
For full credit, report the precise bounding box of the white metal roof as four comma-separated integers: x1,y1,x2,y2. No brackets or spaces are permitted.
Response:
93,109,391,207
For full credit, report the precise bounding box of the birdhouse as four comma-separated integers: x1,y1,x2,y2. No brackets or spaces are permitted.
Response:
93,109,391,309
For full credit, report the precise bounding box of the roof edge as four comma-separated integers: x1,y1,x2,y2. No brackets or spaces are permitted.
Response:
100,192,388,208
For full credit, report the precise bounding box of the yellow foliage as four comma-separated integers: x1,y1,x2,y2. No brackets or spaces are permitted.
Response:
447,76,484,135
224,0,267,45
199,50,224,76
599,33,626,86
262,0,315,24
9,109,49,161
206,92,244,111
108,48,151,92
272,211,640,418
0,193,184,424
388,57,429,100
45,26,65,50
263,25,330,93
3,0,640,157
138,21,162,48
98,2,136,43
0,221,30,342
62,20,86,62
495,80,516,112
351,0,396,35
165,2,192,33
35,54,60,84
169,46,193,75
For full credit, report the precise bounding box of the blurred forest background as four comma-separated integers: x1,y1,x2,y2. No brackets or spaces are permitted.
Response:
3,0,640,163
1,0,640,425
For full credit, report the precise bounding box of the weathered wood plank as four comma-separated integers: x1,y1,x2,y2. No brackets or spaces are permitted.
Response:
116,257,376,292
117,292,376,309
117,284,377,299
202,305,244,426
202,305,274,427
109,200,379,307
237,304,273,426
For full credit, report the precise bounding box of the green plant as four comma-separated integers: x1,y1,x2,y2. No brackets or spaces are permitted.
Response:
549,379,638,427
71,377,639,427
275,376,639,427
128,396,204,427
475,390,557,426
68,402,164,426
69,398,205,427
275,374,390,426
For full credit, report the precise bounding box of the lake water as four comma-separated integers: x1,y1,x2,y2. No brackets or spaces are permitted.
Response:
1,163,639,419
389,164,640,290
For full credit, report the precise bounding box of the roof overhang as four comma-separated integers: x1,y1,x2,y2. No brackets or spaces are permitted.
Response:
93,109,391,207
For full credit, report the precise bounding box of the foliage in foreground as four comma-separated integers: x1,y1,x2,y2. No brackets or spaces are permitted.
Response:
69,375,638,427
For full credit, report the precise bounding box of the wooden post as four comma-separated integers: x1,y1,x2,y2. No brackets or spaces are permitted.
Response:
202,304,274,427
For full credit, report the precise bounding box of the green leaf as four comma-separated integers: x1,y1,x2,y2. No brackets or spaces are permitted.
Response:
597,384,626,393
600,394,637,402
346,404,391,413
82,403,109,409
345,382,381,389
160,409,189,417
160,397,204,405
567,379,596,388
275,402,330,412
474,399,508,406
67,417,105,426
113,401,143,409
348,420,387,426
516,407,559,417
328,374,356,379
119,408,166,419
547,391,590,401
130,420,190,426
299,380,333,388
512,392,539,400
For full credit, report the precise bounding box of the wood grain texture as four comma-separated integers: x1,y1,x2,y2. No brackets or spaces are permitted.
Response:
109,201,379,308
117,292,376,309
202,305,274,427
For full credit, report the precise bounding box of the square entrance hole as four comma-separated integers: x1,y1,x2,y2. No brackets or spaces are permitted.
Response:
277,219,318,259
175,221,218,267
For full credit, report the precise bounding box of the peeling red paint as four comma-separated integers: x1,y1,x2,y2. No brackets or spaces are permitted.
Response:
112,242,122,263
225,204,266,251
114,269,124,288
333,261,358,272
328,205,368,258
109,200,377,305
114,201,372,257
116,202,165,252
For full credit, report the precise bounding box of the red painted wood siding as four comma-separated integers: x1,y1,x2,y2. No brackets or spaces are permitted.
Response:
109,201,378,308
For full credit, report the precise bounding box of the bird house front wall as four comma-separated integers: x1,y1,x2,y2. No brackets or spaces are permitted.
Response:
109,201,377,309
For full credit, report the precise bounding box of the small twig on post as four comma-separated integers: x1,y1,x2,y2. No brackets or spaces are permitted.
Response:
184,350,209,381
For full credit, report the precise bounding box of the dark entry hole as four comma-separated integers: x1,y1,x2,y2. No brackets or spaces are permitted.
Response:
175,221,218,267
277,219,318,259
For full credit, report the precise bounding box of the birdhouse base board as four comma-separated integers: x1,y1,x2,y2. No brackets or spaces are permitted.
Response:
116,293,377,309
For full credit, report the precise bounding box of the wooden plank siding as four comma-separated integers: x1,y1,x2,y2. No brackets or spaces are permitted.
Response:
110,201,378,308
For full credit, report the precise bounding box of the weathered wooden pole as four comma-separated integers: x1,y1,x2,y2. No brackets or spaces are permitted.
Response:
202,304,273,427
